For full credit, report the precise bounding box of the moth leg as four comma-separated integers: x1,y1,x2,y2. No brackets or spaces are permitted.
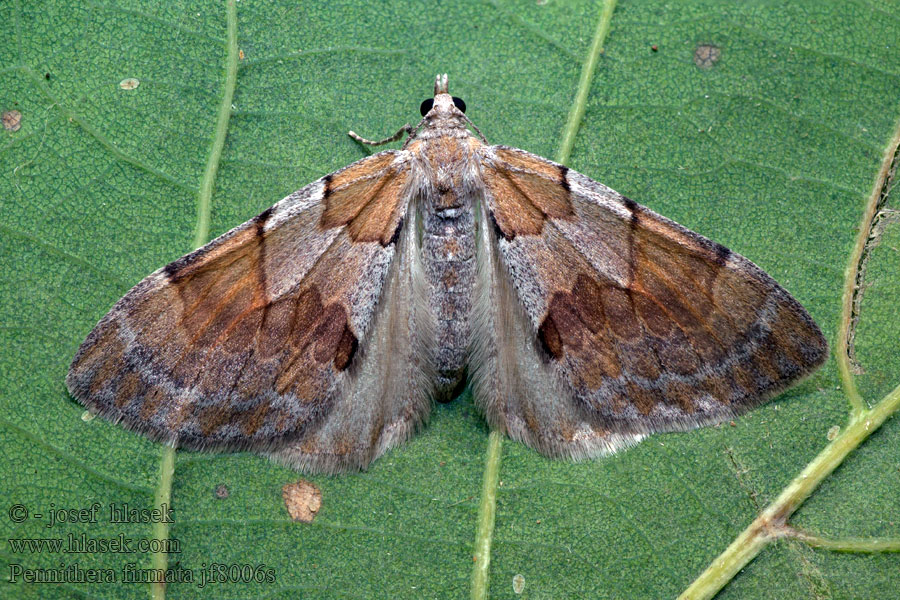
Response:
348,124,413,146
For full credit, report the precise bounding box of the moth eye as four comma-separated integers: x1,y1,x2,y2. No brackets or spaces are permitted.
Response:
452,96,466,113
419,98,434,116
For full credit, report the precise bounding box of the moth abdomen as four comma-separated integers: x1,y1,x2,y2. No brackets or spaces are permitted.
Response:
421,191,478,402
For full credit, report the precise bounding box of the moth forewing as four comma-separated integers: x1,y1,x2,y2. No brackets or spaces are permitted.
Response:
67,151,417,463
479,147,827,439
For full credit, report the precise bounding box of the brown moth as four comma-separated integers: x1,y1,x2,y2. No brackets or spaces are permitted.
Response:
67,74,828,473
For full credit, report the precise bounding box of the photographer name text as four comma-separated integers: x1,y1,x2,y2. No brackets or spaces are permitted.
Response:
9,502,173,527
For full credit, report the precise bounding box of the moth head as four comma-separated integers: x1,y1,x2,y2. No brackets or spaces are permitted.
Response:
419,73,466,118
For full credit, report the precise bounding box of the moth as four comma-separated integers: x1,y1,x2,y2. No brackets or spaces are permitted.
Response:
67,74,827,473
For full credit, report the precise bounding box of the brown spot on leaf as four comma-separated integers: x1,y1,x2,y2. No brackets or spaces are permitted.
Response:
2,110,21,131
694,44,721,69
282,480,322,523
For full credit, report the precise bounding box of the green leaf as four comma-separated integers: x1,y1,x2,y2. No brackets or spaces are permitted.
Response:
2,1,898,599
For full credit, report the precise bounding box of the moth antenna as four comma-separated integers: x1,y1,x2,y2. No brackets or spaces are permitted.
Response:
463,114,489,144
348,123,413,147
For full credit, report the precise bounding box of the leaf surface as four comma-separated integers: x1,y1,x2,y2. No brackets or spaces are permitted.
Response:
1,1,898,598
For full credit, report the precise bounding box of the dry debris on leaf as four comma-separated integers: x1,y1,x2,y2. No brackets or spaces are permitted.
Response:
282,479,322,523
694,44,721,68
2,110,21,132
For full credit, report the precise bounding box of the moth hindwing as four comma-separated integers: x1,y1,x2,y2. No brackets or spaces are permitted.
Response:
67,74,827,473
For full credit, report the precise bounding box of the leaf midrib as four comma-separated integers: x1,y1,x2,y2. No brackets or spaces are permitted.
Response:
469,2,619,598
148,2,238,599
